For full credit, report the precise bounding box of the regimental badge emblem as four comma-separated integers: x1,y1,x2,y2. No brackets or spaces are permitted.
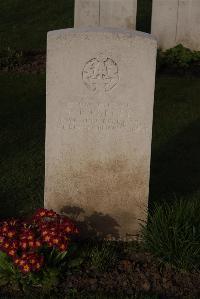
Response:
82,56,119,92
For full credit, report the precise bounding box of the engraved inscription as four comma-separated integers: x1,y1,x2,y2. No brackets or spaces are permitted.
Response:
60,102,148,133
82,56,119,92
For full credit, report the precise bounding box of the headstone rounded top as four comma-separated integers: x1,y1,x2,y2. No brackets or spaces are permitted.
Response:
47,27,157,44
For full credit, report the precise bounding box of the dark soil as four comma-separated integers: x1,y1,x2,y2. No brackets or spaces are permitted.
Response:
0,251,200,298
0,50,46,73
61,252,200,298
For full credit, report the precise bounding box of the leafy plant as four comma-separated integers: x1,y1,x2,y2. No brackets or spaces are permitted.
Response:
0,48,26,71
141,198,200,271
0,251,21,289
157,44,200,71
0,208,79,292
84,241,119,271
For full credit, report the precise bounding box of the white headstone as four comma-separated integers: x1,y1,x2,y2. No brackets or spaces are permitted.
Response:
74,0,100,28
45,27,157,240
151,0,200,50
74,0,137,30
177,0,200,51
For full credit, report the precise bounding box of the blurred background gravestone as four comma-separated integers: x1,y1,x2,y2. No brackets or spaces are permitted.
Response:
151,0,200,50
74,0,137,29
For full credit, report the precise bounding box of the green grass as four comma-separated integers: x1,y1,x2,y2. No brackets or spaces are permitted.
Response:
75,240,120,272
150,76,200,205
0,0,74,51
0,74,45,219
142,197,200,271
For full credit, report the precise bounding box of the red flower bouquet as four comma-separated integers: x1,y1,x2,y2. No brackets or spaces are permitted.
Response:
0,209,78,274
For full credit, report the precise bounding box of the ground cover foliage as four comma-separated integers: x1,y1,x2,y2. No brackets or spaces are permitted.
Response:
1,0,200,298
157,44,200,75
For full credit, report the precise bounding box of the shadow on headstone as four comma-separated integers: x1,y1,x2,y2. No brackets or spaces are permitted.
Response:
61,205,120,240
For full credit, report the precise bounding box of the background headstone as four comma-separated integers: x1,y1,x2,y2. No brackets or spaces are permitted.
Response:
74,0,100,28
151,0,179,50
45,27,157,240
151,0,200,50
176,0,200,51
74,0,137,30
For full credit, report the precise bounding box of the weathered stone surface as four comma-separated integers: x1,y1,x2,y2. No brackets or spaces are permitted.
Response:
74,0,137,30
151,0,178,50
100,0,137,30
151,0,200,50
177,0,200,51
45,27,157,240
74,0,100,28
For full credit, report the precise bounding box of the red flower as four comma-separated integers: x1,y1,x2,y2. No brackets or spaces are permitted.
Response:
20,240,28,250
58,241,68,252
27,234,34,241
34,240,42,248
24,253,44,272
29,257,37,265
11,239,18,250
18,259,26,266
43,235,51,242
2,226,9,234
14,252,43,273
41,230,48,237
7,248,16,257
2,240,10,250
38,211,46,217
49,230,56,237
28,241,34,248
64,226,72,233
0,208,78,273
46,210,57,218
20,263,31,273
33,208,48,219
38,223,47,230
7,229,16,238
13,256,22,267
21,253,28,258
19,229,35,246
52,237,59,245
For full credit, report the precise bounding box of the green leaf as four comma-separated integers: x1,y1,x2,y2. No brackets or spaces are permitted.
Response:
67,257,84,268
